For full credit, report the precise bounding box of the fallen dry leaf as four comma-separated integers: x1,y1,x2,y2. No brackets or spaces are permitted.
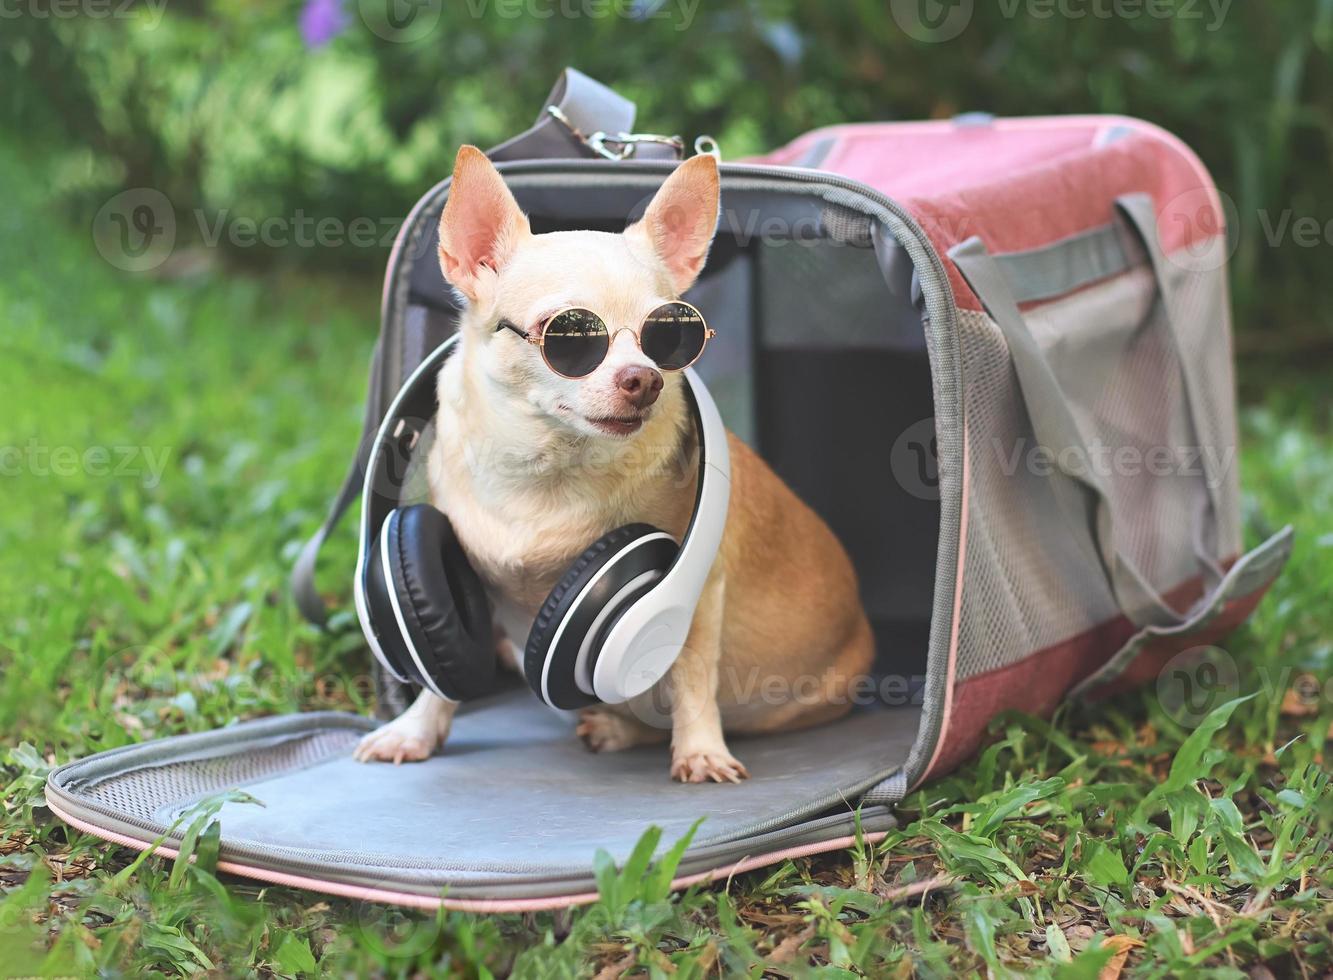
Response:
1066,923,1097,951
1281,680,1320,718
767,924,816,965
1097,934,1144,980
1090,740,1124,756
590,951,636,980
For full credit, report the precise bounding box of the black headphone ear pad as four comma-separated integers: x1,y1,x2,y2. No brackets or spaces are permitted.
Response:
362,524,415,683
524,523,679,708
386,504,495,701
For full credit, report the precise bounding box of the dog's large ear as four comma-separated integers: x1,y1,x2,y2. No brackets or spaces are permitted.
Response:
438,145,530,304
625,154,720,295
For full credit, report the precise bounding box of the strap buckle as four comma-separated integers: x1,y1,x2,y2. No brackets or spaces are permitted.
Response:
547,105,684,161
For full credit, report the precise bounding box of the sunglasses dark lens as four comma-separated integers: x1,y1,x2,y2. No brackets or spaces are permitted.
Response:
542,309,609,378
640,303,708,371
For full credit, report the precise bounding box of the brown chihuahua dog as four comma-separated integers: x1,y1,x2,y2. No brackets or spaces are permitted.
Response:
355,146,873,782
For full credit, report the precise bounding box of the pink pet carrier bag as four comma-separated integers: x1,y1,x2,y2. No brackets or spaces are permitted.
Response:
46,69,1291,910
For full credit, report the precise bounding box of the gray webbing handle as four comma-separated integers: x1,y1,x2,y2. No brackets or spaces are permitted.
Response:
292,68,657,627
489,67,681,163
949,194,1226,628
1116,194,1226,591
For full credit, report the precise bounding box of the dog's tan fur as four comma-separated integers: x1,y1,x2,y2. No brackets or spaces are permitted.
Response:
355,146,873,781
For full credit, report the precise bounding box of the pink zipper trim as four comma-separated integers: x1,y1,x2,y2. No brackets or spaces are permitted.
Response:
46,796,886,913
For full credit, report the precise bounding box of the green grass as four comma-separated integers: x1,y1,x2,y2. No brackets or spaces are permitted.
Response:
2,144,1331,978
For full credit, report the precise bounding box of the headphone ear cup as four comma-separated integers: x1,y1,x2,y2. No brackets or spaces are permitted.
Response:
525,523,679,709
362,517,416,684
382,504,495,701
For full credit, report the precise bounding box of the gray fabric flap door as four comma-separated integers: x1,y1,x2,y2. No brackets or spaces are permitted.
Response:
46,688,920,907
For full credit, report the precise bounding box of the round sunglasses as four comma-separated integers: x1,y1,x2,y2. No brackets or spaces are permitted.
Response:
497,302,714,379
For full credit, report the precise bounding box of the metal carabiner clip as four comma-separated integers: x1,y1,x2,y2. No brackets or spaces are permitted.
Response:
547,105,685,161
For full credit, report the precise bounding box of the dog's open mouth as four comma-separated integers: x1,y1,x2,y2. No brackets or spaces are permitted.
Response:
584,414,644,436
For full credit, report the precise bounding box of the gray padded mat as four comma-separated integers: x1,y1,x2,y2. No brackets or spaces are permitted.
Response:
48,688,919,900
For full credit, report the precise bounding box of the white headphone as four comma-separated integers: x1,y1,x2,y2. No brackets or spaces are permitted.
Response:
353,334,731,708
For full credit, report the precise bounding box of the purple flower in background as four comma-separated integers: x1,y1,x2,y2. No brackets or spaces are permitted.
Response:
300,0,348,49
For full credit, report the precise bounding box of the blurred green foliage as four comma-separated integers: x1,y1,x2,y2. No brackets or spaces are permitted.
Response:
2,0,1331,343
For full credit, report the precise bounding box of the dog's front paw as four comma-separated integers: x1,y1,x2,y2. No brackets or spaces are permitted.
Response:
353,717,440,765
670,744,750,784
577,707,664,753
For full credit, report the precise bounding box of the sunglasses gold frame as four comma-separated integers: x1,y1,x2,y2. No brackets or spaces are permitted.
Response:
497,301,715,380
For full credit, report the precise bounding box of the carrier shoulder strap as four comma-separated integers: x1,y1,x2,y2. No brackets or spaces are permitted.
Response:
949,194,1292,639
292,68,652,626
292,335,385,625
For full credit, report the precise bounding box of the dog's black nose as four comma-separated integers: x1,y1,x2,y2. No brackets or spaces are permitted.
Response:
615,365,663,409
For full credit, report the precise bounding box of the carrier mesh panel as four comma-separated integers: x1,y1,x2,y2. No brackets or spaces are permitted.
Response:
955,248,1241,682
955,309,1118,680
75,730,360,824
750,234,938,664
756,234,900,350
